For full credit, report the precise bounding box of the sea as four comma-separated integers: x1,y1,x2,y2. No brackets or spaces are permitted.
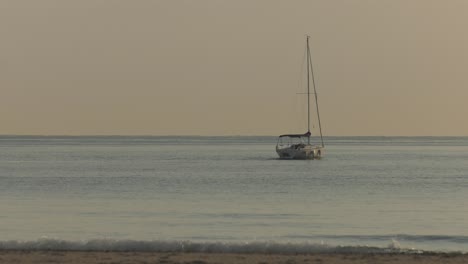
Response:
0,136,467,254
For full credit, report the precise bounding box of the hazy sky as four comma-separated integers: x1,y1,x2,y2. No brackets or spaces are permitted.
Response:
1,1,467,136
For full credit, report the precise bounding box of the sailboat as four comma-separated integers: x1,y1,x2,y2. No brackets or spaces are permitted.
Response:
276,36,324,159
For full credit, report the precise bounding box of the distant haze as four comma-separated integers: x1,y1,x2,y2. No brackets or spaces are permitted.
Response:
2,1,467,136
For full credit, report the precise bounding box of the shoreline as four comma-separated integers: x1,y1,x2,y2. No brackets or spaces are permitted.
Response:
1,251,467,264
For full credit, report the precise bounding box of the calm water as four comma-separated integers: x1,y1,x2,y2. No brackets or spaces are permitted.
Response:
0,136,467,253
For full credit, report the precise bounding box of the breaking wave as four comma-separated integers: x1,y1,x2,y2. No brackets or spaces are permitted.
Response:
0,239,436,254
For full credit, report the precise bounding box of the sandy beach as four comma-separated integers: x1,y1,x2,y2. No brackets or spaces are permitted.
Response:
0,251,467,264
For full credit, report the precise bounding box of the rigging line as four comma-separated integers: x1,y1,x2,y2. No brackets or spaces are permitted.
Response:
307,37,325,148
306,36,310,141
296,39,308,133
298,41,307,92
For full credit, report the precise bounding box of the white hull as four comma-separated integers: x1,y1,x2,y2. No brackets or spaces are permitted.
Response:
276,144,323,160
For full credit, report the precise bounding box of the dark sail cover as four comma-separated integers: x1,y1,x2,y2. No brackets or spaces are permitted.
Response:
278,131,311,138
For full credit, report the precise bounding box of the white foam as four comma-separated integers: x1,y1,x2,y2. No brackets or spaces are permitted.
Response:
0,239,424,254
388,239,401,249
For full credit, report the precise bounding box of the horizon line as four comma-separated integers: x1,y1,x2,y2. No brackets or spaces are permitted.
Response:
1,134,468,138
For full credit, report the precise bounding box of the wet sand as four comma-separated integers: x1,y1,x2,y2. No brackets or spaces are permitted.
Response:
0,251,467,264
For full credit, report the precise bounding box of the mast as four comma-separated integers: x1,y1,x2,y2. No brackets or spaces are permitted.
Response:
307,35,325,147
306,36,311,145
